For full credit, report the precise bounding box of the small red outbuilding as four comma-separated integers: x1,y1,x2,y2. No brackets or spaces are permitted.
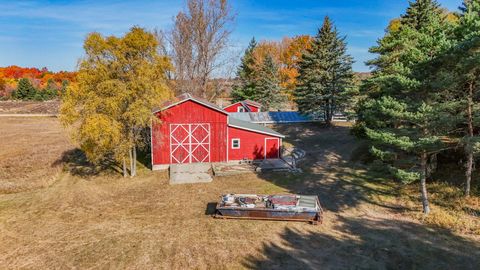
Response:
223,100,262,113
151,94,284,170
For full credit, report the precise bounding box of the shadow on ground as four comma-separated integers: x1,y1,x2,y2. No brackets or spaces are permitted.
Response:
243,216,480,270
53,148,121,177
248,123,480,269
257,123,404,213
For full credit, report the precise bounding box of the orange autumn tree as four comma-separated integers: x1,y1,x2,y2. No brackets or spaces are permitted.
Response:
0,66,76,99
249,35,312,100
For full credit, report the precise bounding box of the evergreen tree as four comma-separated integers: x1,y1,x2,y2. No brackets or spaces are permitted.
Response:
295,16,353,125
41,79,58,100
402,0,441,29
231,38,258,102
254,55,285,110
356,0,452,214
14,78,37,100
432,0,480,197
60,80,69,97
457,0,480,40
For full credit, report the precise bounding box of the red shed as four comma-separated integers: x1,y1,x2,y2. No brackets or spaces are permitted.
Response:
151,94,284,170
223,100,262,113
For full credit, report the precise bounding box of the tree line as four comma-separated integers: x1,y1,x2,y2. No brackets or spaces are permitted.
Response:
0,66,75,100
232,17,355,120
355,0,480,214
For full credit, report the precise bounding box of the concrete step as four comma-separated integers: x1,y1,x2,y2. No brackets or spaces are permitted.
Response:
169,163,213,184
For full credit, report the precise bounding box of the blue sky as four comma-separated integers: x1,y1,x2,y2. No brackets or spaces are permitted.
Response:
0,0,462,72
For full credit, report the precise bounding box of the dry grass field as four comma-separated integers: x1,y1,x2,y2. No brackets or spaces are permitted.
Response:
0,118,479,269
0,100,60,114
0,117,72,193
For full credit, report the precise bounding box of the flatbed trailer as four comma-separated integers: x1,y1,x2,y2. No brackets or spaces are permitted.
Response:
214,194,323,225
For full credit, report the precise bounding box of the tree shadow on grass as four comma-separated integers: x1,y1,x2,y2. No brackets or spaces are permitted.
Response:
52,148,122,177
243,216,480,270
136,147,152,170
257,123,407,213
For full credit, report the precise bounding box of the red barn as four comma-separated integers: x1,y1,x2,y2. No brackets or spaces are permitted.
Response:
223,100,262,113
151,94,284,170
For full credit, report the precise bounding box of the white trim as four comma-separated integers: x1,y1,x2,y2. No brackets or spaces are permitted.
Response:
228,124,285,138
280,138,283,158
150,119,154,169
237,106,245,112
231,138,240,149
152,164,169,171
264,138,280,159
226,118,229,161
153,97,228,115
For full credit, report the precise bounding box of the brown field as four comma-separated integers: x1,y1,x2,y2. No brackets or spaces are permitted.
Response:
0,118,479,269
0,117,72,193
0,100,60,114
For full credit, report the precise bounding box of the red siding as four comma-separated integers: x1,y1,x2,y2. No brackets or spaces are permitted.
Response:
152,100,228,165
224,102,260,112
247,104,260,112
228,126,280,160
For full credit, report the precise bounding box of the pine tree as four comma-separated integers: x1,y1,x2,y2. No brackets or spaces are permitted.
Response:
41,78,58,100
457,0,480,40
254,55,285,110
231,38,258,102
295,16,354,125
441,0,480,197
14,78,37,100
402,0,441,29
357,0,452,214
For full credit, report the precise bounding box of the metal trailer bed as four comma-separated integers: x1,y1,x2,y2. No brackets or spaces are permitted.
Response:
214,194,323,225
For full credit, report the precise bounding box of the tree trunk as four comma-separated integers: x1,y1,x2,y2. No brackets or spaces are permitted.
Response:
325,99,332,126
123,158,127,178
129,147,133,178
420,151,430,215
132,144,137,177
465,82,474,197
465,152,473,197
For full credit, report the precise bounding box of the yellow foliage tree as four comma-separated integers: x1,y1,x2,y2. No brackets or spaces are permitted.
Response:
250,35,312,101
60,27,172,177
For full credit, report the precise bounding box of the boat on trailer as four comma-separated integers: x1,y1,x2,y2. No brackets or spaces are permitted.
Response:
214,194,323,225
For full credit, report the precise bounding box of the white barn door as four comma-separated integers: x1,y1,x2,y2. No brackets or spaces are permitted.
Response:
170,123,210,164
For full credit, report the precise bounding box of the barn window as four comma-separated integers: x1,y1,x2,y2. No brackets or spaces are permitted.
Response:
232,138,240,149
237,106,245,112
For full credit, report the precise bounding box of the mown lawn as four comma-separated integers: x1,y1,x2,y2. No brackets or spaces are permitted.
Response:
0,118,479,269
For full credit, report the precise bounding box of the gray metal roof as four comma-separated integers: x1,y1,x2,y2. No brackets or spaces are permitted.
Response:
228,117,285,138
229,111,317,124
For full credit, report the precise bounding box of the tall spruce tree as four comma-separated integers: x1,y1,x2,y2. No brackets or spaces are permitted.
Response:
254,55,285,110
432,39,480,198
434,0,480,197
295,16,353,125
231,38,258,102
14,78,37,100
357,0,452,214
458,0,480,40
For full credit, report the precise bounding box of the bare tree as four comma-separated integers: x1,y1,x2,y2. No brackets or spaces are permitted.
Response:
161,0,235,98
